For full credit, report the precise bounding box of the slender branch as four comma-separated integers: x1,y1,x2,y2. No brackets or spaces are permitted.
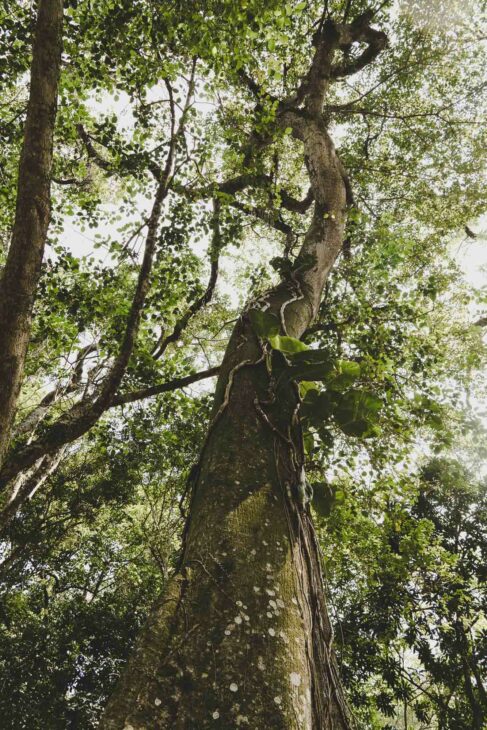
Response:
153,199,221,359
229,199,293,236
112,366,220,407
14,344,95,438
0,447,67,534
77,123,163,182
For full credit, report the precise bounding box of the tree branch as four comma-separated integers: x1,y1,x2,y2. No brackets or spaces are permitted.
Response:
0,0,63,465
112,366,220,407
0,73,199,491
331,14,388,79
152,199,221,359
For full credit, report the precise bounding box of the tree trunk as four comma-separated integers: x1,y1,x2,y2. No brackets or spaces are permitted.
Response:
101,14,389,728
0,0,63,465
101,120,353,729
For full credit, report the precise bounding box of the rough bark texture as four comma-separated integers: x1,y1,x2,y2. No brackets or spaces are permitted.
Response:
0,0,63,465
99,14,388,729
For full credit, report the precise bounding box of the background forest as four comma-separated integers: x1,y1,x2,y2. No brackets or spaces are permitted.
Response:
0,0,486,728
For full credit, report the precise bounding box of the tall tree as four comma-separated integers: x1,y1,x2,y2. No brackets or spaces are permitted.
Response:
100,10,387,730
0,0,63,464
0,0,485,728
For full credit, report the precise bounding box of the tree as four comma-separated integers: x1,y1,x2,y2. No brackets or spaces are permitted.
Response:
0,0,63,464
324,456,487,729
0,0,485,728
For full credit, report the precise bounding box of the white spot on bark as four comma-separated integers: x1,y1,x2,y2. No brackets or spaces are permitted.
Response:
290,672,302,687
274,696,282,705
154,698,162,706
234,616,242,624
230,683,238,692
258,656,265,670
212,710,220,719
268,628,276,636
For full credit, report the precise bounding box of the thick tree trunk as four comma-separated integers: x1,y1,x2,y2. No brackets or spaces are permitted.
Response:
101,15,388,728
0,0,63,465
101,119,353,729
100,343,352,728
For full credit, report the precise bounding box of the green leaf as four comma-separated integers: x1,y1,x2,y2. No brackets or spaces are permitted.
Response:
269,334,309,353
333,389,382,438
299,380,318,398
327,360,361,391
301,389,337,428
249,309,279,338
287,348,334,380
311,482,336,518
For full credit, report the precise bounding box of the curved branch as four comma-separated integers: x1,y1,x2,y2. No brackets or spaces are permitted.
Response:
331,16,388,79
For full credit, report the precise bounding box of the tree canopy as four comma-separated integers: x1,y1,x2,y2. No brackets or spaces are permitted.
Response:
0,0,486,728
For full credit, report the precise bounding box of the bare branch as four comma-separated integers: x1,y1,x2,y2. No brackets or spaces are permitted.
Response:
153,199,221,359
331,14,388,79
112,366,220,407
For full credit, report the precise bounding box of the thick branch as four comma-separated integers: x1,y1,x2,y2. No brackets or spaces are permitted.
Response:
0,366,218,527
331,14,388,78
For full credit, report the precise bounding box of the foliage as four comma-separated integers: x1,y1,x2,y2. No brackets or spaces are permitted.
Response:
0,0,486,726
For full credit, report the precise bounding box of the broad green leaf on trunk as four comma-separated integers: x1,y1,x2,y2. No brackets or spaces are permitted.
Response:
249,308,280,338
333,389,383,438
269,334,309,353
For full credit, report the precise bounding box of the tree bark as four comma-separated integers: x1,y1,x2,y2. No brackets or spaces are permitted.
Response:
0,0,63,465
